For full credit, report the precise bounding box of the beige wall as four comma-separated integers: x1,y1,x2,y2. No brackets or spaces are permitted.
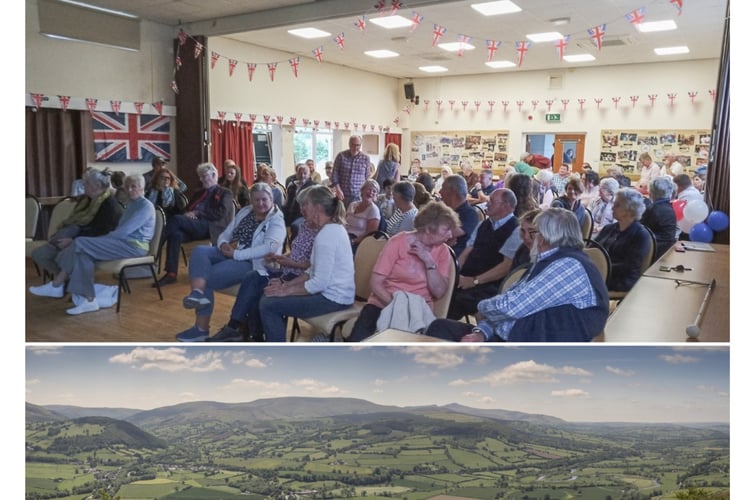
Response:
25,0,719,179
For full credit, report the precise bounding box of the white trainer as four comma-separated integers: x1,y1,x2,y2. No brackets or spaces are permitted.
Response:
66,298,100,315
29,281,64,298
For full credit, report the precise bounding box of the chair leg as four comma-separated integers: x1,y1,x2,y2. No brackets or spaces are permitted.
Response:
116,272,125,313
149,264,163,301
181,245,188,267
290,317,300,342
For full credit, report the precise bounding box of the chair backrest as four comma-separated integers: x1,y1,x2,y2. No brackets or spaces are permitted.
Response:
583,240,611,284
500,264,530,293
474,205,486,224
432,245,459,319
642,225,657,271
353,235,388,300
148,206,166,258
26,195,41,239
581,207,594,242
47,197,78,238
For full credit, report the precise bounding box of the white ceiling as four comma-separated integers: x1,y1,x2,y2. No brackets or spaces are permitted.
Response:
63,0,728,78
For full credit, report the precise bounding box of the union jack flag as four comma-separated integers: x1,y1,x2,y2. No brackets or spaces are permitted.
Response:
92,111,170,162
625,7,646,25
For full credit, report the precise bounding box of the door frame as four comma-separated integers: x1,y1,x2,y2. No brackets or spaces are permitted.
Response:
552,134,586,173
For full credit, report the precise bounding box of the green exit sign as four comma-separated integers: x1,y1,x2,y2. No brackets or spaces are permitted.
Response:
545,113,561,122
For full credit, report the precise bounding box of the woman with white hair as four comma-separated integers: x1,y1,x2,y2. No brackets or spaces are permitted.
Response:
533,169,556,208
595,188,652,292
641,176,677,259
433,164,453,194
589,177,619,236
344,179,381,246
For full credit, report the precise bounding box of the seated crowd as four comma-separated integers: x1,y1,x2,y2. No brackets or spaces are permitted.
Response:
30,142,698,342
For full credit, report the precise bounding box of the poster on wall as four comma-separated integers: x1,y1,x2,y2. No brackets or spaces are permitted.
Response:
411,130,510,172
600,129,710,176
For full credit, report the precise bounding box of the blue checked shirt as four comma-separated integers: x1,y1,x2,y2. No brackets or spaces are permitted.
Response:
474,247,599,340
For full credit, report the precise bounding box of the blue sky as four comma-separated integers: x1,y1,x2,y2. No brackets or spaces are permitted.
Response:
26,345,729,423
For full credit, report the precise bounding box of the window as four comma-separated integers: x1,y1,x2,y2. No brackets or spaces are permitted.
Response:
294,127,333,175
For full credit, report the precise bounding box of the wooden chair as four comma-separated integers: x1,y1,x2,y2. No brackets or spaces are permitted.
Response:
26,197,78,281
341,243,459,339
95,206,165,312
295,234,388,342
473,205,486,224
581,207,594,242
584,239,611,284
26,194,41,241
607,226,656,303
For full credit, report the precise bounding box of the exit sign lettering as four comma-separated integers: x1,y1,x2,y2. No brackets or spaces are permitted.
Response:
545,113,561,122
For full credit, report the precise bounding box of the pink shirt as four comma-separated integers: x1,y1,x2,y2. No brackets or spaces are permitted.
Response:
368,231,452,309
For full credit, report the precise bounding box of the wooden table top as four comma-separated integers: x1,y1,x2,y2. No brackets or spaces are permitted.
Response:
604,243,729,343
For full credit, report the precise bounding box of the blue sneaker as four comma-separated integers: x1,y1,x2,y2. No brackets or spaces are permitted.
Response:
182,290,211,310
176,326,209,342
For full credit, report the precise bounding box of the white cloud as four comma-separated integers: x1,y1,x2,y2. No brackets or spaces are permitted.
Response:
245,358,267,368
373,379,386,386
27,346,61,355
449,378,470,386
400,347,465,368
291,378,346,395
606,365,635,377
471,360,592,386
109,347,224,372
27,378,40,385
551,388,590,398
660,354,699,364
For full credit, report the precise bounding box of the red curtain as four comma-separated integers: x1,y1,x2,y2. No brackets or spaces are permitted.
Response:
384,132,402,157
210,119,256,184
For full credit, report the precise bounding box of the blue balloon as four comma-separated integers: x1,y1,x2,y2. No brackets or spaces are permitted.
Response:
689,222,714,243
706,210,730,232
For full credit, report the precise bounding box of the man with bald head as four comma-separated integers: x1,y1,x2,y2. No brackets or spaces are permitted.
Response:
448,188,522,320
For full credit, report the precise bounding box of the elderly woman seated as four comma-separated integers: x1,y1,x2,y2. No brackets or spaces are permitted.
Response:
550,177,586,227
175,183,286,342
384,181,419,237
346,201,460,342
146,167,188,217
588,177,619,236
595,188,652,292
29,174,155,315
641,176,677,260
32,169,122,278
344,179,381,245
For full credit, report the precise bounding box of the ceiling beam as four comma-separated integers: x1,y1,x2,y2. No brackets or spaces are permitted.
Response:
182,0,460,37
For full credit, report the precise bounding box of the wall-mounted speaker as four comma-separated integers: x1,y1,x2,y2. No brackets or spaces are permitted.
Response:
404,83,415,100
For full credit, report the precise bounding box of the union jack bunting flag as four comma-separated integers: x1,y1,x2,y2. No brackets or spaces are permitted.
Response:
92,111,170,162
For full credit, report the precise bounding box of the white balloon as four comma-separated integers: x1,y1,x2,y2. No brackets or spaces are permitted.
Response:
683,199,709,224
677,217,695,234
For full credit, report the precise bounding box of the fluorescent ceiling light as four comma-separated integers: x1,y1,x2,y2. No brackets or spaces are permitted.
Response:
58,0,138,18
369,15,414,29
471,1,522,16
485,60,516,68
636,20,677,33
563,54,596,62
364,49,400,58
437,42,476,52
654,46,689,55
419,65,449,73
526,32,563,43
287,27,331,39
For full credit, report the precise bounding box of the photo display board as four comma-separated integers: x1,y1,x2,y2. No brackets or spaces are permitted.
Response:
410,130,510,174
600,128,711,177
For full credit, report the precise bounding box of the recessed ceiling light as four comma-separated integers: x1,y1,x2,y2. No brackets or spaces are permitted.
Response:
419,65,449,73
636,20,678,33
287,27,331,39
654,46,689,55
526,32,563,43
485,60,516,69
471,1,521,16
437,42,476,52
369,15,414,29
364,50,400,58
550,17,570,26
563,54,596,62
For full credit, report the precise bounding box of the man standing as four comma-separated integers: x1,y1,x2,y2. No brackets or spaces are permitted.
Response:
425,208,609,342
331,135,370,206
156,163,234,286
438,175,479,256
448,188,522,320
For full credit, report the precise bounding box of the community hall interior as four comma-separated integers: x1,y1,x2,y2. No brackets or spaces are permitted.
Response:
24,0,733,342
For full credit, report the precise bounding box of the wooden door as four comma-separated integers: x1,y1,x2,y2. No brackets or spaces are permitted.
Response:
553,134,586,173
